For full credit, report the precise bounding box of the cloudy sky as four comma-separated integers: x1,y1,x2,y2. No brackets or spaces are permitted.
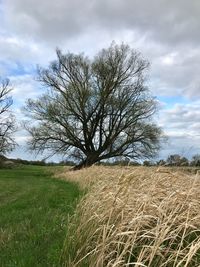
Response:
1,0,200,161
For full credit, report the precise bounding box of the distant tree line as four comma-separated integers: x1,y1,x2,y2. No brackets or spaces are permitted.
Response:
104,154,200,167
144,154,200,167
0,155,75,168
1,153,200,168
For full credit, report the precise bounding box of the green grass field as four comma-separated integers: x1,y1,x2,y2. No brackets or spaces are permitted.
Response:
0,165,82,267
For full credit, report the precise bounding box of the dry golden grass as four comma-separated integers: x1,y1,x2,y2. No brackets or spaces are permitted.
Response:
59,166,200,267
57,165,133,189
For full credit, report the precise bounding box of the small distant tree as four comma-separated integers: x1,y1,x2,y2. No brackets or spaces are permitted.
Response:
0,79,16,155
143,160,151,166
156,159,166,166
166,154,181,166
143,160,154,166
190,154,200,167
179,156,189,166
166,154,189,166
24,43,162,170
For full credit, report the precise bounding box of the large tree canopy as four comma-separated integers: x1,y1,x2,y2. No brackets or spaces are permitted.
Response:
0,79,16,155
25,43,162,169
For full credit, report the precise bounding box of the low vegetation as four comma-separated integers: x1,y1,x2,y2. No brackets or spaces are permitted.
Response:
0,165,82,267
60,166,200,266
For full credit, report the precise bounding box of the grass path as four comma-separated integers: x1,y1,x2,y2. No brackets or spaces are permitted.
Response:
0,165,82,267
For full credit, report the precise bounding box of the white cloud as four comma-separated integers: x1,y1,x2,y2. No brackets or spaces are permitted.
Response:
10,74,41,101
161,53,177,66
157,101,200,158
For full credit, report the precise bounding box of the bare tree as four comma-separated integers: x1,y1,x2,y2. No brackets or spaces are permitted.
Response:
0,79,16,155
190,154,200,167
166,154,189,166
166,154,181,166
24,43,162,169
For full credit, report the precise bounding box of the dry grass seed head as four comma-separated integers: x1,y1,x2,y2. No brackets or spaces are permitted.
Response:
61,166,200,266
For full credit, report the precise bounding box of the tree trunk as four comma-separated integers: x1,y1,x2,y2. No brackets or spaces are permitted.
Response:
72,156,98,171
